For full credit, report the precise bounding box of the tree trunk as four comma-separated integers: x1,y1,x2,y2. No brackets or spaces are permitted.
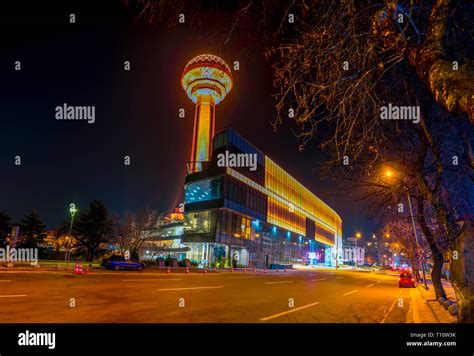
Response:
372,0,474,122
417,195,447,299
450,221,474,322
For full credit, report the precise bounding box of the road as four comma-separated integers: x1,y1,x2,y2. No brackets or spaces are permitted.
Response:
0,268,420,323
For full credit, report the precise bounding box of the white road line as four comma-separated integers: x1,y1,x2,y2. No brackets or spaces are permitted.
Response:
260,301,320,321
367,284,375,288
0,295,27,298
265,281,294,285
226,277,255,279
0,280,12,282
122,279,182,282
311,278,327,281
343,290,359,296
380,298,398,323
158,286,224,291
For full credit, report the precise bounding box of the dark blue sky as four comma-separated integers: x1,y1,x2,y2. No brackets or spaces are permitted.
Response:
0,1,377,237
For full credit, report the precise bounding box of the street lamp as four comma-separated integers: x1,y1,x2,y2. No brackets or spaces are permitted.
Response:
384,169,428,289
354,233,362,268
66,203,77,271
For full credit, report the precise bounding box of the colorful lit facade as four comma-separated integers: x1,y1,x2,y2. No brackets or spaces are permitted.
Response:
182,127,342,267
181,55,342,268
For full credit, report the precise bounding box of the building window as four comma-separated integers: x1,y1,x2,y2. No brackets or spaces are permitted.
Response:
184,211,213,233
185,177,222,204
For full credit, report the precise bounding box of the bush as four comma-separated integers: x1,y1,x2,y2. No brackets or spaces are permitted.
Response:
143,260,157,267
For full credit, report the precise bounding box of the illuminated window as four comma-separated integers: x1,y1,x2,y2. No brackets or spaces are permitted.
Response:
185,177,222,204
184,211,213,233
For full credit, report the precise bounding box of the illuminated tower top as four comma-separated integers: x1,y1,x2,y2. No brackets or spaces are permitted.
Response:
182,54,233,173
181,54,233,105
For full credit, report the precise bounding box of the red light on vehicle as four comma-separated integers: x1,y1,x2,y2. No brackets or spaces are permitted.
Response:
399,278,402,282
411,278,415,282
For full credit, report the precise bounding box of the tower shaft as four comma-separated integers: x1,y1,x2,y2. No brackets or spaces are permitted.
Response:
190,94,215,172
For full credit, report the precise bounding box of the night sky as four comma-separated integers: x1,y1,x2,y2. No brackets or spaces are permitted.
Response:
0,1,376,237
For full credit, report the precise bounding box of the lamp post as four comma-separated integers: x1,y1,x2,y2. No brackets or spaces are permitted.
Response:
355,233,361,268
66,203,77,271
385,169,428,289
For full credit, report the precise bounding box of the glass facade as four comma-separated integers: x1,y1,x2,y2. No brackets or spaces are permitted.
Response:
223,176,266,222
185,177,222,204
183,128,342,267
265,157,342,245
161,225,184,238
216,210,252,240
184,210,214,234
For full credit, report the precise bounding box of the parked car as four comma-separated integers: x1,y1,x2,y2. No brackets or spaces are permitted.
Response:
399,272,416,288
104,255,145,271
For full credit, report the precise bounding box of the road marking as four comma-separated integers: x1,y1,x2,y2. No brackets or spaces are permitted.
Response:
226,277,255,279
265,281,294,285
343,290,359,296
311,278,327,281
122,279,182,282
366,284,375,288
260,301,320,321
0,294,27,298
380,298,398,323
158,286,224,291
336,277,345,279
0,280,12,282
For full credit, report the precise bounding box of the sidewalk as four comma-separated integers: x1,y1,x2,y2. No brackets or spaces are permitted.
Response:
413,278,457,323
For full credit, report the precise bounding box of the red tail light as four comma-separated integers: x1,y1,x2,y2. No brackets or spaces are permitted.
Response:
411,278,415,282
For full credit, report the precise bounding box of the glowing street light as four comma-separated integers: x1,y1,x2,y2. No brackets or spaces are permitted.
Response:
354,233,362,268
66,203,77,271
383,167,428,289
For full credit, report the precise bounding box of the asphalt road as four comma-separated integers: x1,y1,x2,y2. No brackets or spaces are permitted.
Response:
0,268,418,323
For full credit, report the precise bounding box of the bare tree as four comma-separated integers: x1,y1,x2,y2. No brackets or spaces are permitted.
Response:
114,210,162,260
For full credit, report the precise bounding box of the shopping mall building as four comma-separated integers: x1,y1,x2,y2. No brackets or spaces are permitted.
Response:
182,127,342,268
174,54,342,268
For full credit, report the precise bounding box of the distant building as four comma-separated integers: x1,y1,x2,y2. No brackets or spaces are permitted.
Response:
140,208,188,261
